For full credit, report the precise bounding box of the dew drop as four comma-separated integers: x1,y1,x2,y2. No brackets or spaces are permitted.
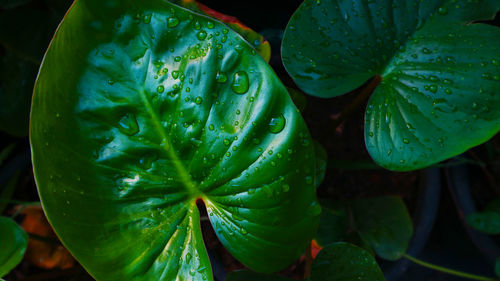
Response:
118,113,139,136
231,71,250,94
268,114,286,134
195,96,203,104
216,71,227,83
157,85,165,93
197,30,207,40
167,17,179,28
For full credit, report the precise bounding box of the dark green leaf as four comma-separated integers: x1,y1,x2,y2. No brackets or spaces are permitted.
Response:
30,0,319,280
310,242,386,281
287,87,307,112
0,54,37,137
313,140,327,188
315,200,348,247
0,144,16,167
0,216,28,278
466,198,500,234
0,171,21,214
351,196,413,260
282,0,500,171
226,270,293,281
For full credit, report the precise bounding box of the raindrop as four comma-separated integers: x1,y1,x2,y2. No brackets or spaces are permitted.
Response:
269,114,286,134
216,71,227,83
195,96,203,104
197,30,207,40
231,71,250,94
118,113,139,136
167,17,179,28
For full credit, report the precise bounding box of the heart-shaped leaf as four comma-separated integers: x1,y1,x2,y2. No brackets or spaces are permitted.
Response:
351,196,413,260
282,0,500,170
310,242,386,281
467,198,500,234
169,0,271,62
0,216,28,278
30,0,319,280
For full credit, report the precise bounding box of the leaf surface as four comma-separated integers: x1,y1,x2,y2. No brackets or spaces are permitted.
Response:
351,196,413,260
30,0,319,280
282,0,500,170
310,242,386,281
0,217,28,278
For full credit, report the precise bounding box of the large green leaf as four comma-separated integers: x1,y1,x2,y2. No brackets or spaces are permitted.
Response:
310,242,386,281
0,217,28,278
30,0,319,280
351,196,413,261
282,0,500,171
467,198,500,234
168,0,271,62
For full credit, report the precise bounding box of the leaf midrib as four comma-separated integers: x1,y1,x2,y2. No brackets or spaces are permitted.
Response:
137,87,199,198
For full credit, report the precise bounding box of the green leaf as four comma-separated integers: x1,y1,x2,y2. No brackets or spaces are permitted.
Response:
313,140,327,188
30,0,319,280
0,53,37,137
310,242,386,281
315,200,348,247
466,198,500,234
0,171,21,214
0,217,28,278
168,0,271,62
351,196,413,261
226,270,293,281
282,0,500,171
0,144,16,167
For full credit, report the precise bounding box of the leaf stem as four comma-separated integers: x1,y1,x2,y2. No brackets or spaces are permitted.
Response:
403,254,498,281
328,75,382,133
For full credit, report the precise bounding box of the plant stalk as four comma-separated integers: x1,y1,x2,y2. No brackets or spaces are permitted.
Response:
328,74,382,133
403,254,498,281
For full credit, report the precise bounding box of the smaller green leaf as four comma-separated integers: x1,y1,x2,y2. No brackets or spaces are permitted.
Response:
287,87,307,112
310,242,386,281
467,198,500,234
315,200,348,246
226,270,293,281
0,171,21,214
0,216,28,278
0,144,16,167
313,140,327,188
0,54,37,137
351,196,413,261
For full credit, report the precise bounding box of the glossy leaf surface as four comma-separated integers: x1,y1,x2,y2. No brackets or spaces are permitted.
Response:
467,198,500,234
30,0,319,280
282,0,500,170
351,196,413,261
0,217,28,278
315,200,348,246
310,242,386,281
169,0,271,62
